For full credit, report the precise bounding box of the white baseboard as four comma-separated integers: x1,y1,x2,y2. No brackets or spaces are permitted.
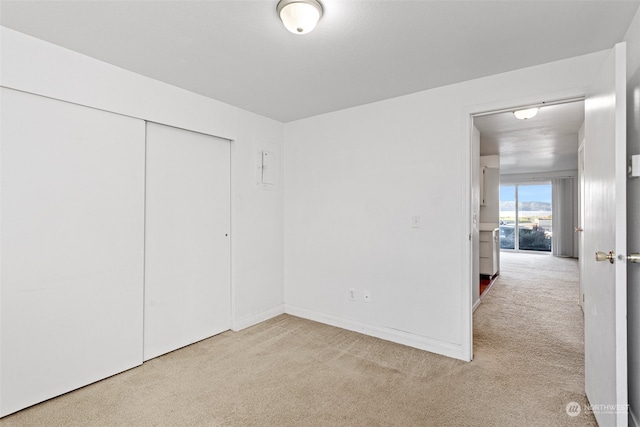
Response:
472,298,481,312
284,304,467,361
232,304,285,331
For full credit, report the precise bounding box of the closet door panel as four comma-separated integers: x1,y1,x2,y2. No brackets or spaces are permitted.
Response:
144,122,230,361
0,88,145,417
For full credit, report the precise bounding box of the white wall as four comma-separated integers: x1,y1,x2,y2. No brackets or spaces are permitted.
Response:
232,109,285,328
479,156,500,168
0,27,285,332
624,6,640,426
284,50,609,360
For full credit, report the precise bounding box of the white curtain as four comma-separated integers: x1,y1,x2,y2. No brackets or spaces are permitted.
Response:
552,178,576,257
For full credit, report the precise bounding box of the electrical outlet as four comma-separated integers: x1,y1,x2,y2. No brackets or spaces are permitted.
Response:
348,288,356,301
364,290,371,303
411,216,421,228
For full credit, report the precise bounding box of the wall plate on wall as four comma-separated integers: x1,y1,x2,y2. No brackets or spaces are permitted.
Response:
631,154,640,177
261,151,276,185
256,145,280,190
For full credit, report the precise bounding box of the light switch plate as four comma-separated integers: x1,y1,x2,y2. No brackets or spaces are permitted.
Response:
631,154,640,177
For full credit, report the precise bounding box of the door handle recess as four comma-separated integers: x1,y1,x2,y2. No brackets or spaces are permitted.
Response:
595,251,615,264
628,253,640,263
575,227,584,232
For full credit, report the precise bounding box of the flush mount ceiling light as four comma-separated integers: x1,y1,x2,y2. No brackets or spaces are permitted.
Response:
277,0,323,34
513,107,539,120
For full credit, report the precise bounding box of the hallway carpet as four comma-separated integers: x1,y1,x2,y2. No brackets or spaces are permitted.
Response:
1,253,595,426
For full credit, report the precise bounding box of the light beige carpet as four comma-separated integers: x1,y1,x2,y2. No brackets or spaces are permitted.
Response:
1,252,595,426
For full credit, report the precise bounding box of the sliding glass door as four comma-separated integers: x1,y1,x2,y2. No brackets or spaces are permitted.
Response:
499,183,552,252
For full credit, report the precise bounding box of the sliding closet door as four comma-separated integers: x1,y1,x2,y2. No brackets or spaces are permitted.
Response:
0,88,145,417
144,123,231,361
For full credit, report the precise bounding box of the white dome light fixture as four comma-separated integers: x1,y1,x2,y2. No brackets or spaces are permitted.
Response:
513,107,539,120
277,0,323,35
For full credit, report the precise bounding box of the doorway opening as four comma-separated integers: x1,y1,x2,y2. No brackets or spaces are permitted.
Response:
470,97,584,326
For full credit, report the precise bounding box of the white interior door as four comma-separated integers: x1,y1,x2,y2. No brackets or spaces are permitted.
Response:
144,122,231,361
0,88,145,417
583,42,627,427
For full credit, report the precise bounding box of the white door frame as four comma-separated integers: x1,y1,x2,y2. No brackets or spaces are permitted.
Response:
578,141,586,311
461,88,588,361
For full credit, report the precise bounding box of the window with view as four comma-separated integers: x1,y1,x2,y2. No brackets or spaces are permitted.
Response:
499,183,552,252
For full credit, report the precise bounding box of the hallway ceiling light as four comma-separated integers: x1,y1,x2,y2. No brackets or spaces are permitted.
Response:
513,108,539,120
277,0,323,34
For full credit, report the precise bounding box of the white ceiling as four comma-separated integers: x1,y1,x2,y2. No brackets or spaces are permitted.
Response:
1,1,638,123
475,101,584,175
